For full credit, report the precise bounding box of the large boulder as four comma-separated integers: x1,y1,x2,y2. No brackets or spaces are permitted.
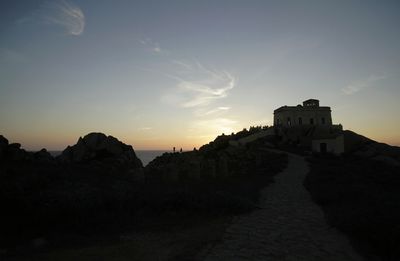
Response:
0,136,43,162
0,135,8,148
6,143,27,161
34,149,54,162
58,132,143,169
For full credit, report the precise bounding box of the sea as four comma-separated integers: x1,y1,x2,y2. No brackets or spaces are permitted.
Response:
48,150,169,166
135,150,169,166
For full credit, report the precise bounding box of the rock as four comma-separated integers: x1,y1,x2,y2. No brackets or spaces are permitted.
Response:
82,132,107,150
104,136,124,155
8,143,21,149
7,143,26,161
0,136,46,162
59,132,143,169
72,137,87,161
0,135,8,148
34,148,53,162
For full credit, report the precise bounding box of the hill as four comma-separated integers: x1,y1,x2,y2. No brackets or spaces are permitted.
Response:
304,132,400,260
0,129,287,259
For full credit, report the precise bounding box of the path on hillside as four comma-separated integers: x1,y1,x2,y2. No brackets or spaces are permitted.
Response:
201,152,363,261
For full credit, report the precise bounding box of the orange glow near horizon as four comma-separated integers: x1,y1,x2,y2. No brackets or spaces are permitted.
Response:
3,125,400,152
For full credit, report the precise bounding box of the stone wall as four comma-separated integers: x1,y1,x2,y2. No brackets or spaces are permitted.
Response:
312,135,345,155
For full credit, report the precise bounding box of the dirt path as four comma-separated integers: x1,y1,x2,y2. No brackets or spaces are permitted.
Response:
201,152,363,261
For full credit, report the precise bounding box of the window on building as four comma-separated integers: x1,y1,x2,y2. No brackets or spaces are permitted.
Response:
277,118,280,125
310,118,314,125
320,143,327,153
287,117,291,126
321,117,326,125
298,117,302,125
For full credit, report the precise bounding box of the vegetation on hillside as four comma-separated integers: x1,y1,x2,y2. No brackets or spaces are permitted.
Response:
304,155,400,260
0,127,286,257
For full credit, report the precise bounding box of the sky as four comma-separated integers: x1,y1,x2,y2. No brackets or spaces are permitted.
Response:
1,0,400,150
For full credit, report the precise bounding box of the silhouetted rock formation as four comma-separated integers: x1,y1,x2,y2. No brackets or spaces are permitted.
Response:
33,148,53,162
59,132,143,168
0,135,54,163
0,132,145,251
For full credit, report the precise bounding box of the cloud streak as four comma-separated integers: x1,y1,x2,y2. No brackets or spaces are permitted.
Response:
163,61,235,108
160,60,237,135
342,74,387,95
45,0,85,35
20,0,85,36
140,38,167,55
195,106,231,117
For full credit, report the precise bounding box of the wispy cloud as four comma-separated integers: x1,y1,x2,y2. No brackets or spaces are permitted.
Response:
19,0,85,36
141,52,237,136
45,0,85,35
171,60,192,70
140,38,167,55
163,61,235,108
159,60,237,135
342,74,387,95
195,106,231,117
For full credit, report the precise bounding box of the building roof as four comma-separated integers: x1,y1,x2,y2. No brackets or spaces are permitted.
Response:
274,105,331,113
303,99,319,103
274,99,331,113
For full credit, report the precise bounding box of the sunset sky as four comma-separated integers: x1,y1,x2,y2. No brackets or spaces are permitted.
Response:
1,0,400,150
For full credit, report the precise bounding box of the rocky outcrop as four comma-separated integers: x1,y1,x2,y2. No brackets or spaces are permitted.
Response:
34,149,53,162
0,135,55,163
58,132,143,169
0,133,146,248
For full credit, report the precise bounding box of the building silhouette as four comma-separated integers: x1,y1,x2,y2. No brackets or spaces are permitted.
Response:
274,99,332,127
273,99,344,154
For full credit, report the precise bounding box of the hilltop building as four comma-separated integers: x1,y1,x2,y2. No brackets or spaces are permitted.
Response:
274,99,332,127
273,99,344,154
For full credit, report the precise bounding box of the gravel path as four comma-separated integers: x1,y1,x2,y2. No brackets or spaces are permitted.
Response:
202,152,364,261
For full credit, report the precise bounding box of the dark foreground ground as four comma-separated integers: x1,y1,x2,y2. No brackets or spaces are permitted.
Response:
3,128,400,260
305,155,400,261
0,131,288,260
5,214,230,261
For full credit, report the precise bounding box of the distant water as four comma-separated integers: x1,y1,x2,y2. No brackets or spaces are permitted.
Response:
135,150,169,166
47,150,169,166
